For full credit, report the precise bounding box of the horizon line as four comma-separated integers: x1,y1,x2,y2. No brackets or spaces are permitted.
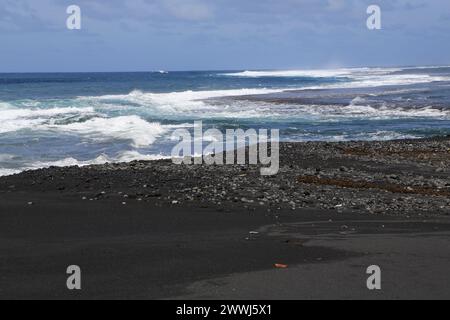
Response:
1,63,449,74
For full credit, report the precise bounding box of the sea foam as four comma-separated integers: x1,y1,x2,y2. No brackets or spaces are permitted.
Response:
50,115,167,148
223,68,450,89
0,151,172,177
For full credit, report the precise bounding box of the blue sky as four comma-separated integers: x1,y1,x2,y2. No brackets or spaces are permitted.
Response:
1,0,450,72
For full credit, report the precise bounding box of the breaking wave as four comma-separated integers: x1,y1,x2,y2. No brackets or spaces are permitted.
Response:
0,105,97,134
48,115,167,148
2,66,450,176
222,67,450,90
222,67,401,78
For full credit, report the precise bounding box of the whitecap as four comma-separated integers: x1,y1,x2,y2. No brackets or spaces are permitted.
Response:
221,67,402,78
222,68,450,90
0,106,97,134
49,115,167,148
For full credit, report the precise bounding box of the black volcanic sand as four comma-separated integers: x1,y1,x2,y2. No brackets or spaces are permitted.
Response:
0,138,449,299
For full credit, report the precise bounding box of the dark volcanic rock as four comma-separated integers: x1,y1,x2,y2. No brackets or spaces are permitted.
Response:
0,137,449,215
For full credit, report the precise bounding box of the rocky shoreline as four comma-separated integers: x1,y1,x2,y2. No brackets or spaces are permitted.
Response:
1,136,450,299
1,137,449,215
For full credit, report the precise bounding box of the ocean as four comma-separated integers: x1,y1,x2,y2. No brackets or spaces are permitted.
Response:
1,66,450,176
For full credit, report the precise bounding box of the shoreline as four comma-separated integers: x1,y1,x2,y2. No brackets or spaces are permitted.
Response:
1,137,449,299
1,136,449,215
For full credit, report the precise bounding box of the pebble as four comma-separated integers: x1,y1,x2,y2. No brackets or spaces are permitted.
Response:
1,139,449,216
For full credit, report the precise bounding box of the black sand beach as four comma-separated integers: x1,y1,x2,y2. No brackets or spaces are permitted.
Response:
1,137,449,299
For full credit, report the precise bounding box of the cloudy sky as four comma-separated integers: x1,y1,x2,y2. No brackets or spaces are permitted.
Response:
1,0,449,72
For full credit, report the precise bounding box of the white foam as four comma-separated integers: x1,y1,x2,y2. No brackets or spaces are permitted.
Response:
67,71,450,120
0,151,172,177
331,74,450,89
115,150,171,162
288,130,421,143
31,156,111,168
0,99,190,147
28,151,170,168
184,100,450,121
76,88,287,119
0,106,96,134
350,96,367,106
49,115,167,148
0,106,95,120
85,88,282,105
402,65,450,70
0,168,22,177
333,131,421,141
293,104,450,121
222,67,402,78
223,68,450,90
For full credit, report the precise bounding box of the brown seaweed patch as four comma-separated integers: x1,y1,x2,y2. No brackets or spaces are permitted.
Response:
297,175,450,197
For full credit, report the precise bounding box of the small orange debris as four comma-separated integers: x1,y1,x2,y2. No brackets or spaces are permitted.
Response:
274,263,288,269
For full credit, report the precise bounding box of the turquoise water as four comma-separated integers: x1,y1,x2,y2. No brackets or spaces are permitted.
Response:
1,66,450,175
